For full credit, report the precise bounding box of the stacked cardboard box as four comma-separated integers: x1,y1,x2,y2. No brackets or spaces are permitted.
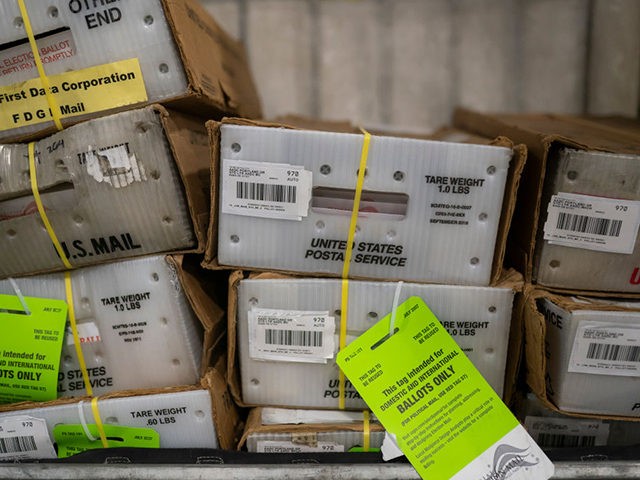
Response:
0,0,260,460
453,110,640,423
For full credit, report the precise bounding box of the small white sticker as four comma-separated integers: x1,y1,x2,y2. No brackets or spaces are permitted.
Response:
0,416,56,460
381,432,404,461
65,322,101,346
221,159,312,220
568,322,640,377
86,145,146,188
249,308,335,363
256,440,344,453
543,193,640,254
524,416,609,448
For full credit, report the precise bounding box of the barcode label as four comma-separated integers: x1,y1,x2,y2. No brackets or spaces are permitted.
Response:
265,329,323,347
222,159,312,220
586,343,640,362
236,181,297,204
556,212,622,237
0,416,56,460
543,193,640,254
249,308,335,364
0,435,36,454
537,433,596,448
569,322,640,377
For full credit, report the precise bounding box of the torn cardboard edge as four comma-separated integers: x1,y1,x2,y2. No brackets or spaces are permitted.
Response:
453,108,640,296
201,117,527,289
522,286,640,424
238,407,384,450
225,268,524,409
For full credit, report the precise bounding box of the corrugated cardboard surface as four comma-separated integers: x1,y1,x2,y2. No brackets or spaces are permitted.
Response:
453,109,640,295
522,287,640,422
0,105,209,279
204,118,525,287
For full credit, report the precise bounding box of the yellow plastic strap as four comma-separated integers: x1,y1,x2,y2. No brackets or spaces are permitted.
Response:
338,130,371,410
28,142,72,269
17,0,63,131
65,272,93,397
363,410,371,452
90,397,109,448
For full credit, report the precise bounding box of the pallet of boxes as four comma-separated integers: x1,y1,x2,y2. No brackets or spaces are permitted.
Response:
203,116,555,479
0,0,260,460
454,110,640,450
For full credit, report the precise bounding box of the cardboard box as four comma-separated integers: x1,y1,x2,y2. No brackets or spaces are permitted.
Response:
240,407,384,452
0,105,210,278
228,270,522,409
0,0,261,143
516,393,640,448
0,255,223,399
522,288,640,418
0,360,241,460
205,119,526,287
454,110,640,294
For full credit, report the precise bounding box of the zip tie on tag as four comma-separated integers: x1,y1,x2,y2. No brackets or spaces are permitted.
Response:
77,401,98,442
363,410,371,452
8,278,30,315
338,129,371,410
65,272,93,397
17,0,64,131
389,281,404,337
29,142,73,270
91,396,109,448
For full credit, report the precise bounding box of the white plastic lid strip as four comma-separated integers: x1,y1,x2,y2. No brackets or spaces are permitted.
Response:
0,255,203,397
218,125,511,285
0,106,195,278
238,278,515,409
246,430,385,453
0,0,188,140
0,389,217,449
261,408,378,425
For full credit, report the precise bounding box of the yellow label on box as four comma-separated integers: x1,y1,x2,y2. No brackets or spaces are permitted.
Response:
0,58,148,131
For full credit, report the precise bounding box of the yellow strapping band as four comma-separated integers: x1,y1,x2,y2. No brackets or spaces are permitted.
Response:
17,0,63,131
65,272,93,397
90,397,109,448
362,410,370,452
338,130,371,410
28,142,72,269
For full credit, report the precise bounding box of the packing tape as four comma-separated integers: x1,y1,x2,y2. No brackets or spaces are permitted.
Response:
17,0,64,131
28,142,73,270
363,410,370,452
91,396,109,448
338,129,371,410
65,272,93,397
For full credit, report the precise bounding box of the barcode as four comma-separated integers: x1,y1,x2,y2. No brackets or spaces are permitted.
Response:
586,343,640,362
236,181,297,203
556,212,622,237
537,433,596,448
0,436,37,454
265,329,323,347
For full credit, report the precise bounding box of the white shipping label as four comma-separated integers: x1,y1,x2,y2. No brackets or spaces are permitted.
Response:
249,308,335,363
85,145,147,188
256,440,344,453
543,193,640,254
568,322,640,377
524,416,609,448
221,159,312,220
65,322,101,346
0,416,56,460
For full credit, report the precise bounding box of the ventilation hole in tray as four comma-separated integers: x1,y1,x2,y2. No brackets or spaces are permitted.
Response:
478,212,488,221
195,410,205,419
393,171,404,182
250,378,260,386
172,358,181,366
162,216,173,225
470,257,479,266
248,297,258,306
356,167,368,178
334,309,341,317
105,417,118,424
151,273,160,282
315,220,325,231
230,234,240,244
386,230,396,240
135,122,151,134
48,6,59,18
231,142,241,153
6,229,16,238
13,17,23,28
150,170,160,180
485,347,494,355
486,165,496,175
488,306,496,313
368,312,378,320
144,14,154,25
73,215,83,225
160,317,168,326
63,355,73,365
159,63,169,74
567,170,578,181
549,260,560,269
320,164,331,175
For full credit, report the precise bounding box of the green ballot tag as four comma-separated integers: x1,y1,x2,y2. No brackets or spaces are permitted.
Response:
337,297,554,480
53,424,160,458
0,294,67,404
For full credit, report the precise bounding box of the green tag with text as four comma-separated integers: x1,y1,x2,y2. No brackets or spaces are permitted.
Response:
53,424,160,458
0,294,67,404
337,297,554,480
